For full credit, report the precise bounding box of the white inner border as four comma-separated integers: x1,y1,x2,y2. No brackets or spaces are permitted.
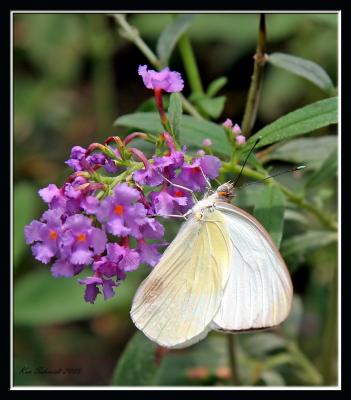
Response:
10,9,341,391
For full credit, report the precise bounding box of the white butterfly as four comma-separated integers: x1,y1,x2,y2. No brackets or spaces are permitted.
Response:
131,181,293,349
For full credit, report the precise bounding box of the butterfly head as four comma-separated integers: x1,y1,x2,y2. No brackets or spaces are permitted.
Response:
215,181,235,201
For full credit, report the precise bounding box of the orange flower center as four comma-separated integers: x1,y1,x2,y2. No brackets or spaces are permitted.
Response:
49,230,58,240
174,190,184,197
77,233,87,242
114,204,124,215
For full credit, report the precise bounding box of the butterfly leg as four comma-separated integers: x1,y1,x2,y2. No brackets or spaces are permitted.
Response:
149,209,192,220
161,175,198,203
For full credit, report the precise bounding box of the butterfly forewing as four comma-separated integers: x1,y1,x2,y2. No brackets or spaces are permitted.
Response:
131,210,232,348
212,202,293,331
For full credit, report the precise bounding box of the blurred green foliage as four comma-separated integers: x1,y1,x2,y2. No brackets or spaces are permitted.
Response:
13,13,338,387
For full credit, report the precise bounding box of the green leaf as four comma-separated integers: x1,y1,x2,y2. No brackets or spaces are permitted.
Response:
111,332,159,386
14,268,143,325
168,93,182,139
261,370,286,386
268,52,336,96
249,97,338,149
262,136,337,170
155,335,228,386
281,230,337,259
306,147,337,189
156,14,195,65
253,186,285,248
206,77,228,97
194,95,226,119
115,112,229,155
241,333,287,358
14,182,39,270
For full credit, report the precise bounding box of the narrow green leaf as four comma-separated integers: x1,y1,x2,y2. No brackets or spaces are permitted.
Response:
248,97,338,149
115,112,229,155
261,370,286,386
263,136,337,170
281,230,337,259
156,14,195,65
111,332,159,386
168,92,182,139
206,76,228,97
14,183,39,270
14,268,143,325
253,186,285,248
268,52,336,96
194,96,226,119
306,147,337,189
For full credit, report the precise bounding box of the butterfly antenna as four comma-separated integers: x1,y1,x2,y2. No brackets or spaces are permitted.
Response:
237,165,306,190
233,137,261,187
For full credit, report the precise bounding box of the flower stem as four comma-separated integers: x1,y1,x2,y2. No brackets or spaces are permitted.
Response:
178,33,204,94
288,342,323,385
320,258,338,384
227,334,240,385
221,162,338,231
241,13,267,136
112,14,204,120
112,14,161,69
87,14,117,133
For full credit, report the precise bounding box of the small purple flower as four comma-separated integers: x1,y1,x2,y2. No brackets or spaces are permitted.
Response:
93,255,126,280
138,65,184,93
39,184,66,209
65,146,86,171
78,276,118,304
96,183,148,238
107,243,140,272
232,123,242,135
137,240,163,267
51,259,84,278
153,149,185,179
150,187,188,217
177,156,221,192
24,208,64,264
236,135,246,145
140,217,165,240
223,118,233,128
60,214,107,267
133,163,163,187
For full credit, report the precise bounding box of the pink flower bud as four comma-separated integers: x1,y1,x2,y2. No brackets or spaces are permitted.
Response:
236,135,246,145
222,118,233,129
197,149,205,156
232,124,242,135
202,138,212,147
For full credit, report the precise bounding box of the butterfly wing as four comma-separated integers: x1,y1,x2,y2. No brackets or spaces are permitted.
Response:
131,210,232,349
212,202,293,331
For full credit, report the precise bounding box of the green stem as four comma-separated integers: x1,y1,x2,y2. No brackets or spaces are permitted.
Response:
222,162,337,231
241,14,267,136
113,14,161,69
227,335,240,385
320,259,338,384
112,14,204,120
288,342,323,385
88,15,117,134
178,34,204,94
179,93,204,119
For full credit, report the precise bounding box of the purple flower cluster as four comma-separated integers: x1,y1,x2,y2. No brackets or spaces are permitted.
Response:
24,64,223,304
25,137,221,304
